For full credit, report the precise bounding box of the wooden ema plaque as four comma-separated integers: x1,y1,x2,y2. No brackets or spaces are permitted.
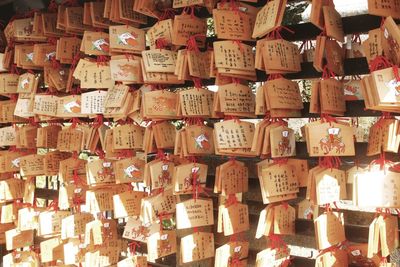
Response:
180,232,215,264
0,1,399,266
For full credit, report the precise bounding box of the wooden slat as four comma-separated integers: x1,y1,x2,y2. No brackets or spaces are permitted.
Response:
176,57,370,88
35,188,58,199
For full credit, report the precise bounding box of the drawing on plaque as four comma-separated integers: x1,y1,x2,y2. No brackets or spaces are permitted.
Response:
63,100,81,113
20,77,31,91
158,236,172,255
303,207,313,220
278,130,291,155
24,24,33,35
230,248,242,264
158,164,171,186
320,128,345,154
124,164,141,179
11,158,20,168
45,51,56,61
92,38,110,52
184,167,200,189
97,162,115,182
344,84,357,95
58,70,66,80
153,96,175,112
195,133,210,150
131,224,150,240
385,78,400,96
118,32,139,47
26,52,34,62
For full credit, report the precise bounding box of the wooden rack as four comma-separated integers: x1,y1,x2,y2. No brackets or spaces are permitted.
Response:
2,2,397,267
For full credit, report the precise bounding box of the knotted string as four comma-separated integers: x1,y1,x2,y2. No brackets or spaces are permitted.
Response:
72,195,83,212
47,200,59,211
224,115,240,124
320,113,337,125
317,241,349,260
93,114,104,128
72,168,85,186
117,150,135,160
273,158,288,166
9,93,18,102
269,234,289,254
225,194,238,207
267,73,284,81
318,156,341,169
369,56,392,72
369,152,390,172
182,5,198,18
324,201,340,213
375,208,391,219
128,241,141,256
229,256,242,267
187,34,206,52
96,55,109,67
158,8,175,21
232,40,244,52
392,65,400,82
156,149,167,162
155,37,168,49
267,26,295,40
71,117,81,128
192,77,202,88
322,65,336,79
95,148,105,159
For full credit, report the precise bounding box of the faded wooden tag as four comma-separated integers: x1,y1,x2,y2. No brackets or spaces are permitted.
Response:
180,232,215,263
314,212,346,250
176,198,214,229
221,203,249,236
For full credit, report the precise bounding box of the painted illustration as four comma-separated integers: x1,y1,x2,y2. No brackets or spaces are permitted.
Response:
26,52,34,62
195,133,210,150
118,32,139,47
152,96,176,113
124,164,141,179
385,78,400,96
158,164,171,186
92,38,110,53
130,225,150,240
184,166,200,189
319,128,346,154
20,77,30,91
278,130,291,155
63,100,81,113
45,51,56,61
97,163,115,182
